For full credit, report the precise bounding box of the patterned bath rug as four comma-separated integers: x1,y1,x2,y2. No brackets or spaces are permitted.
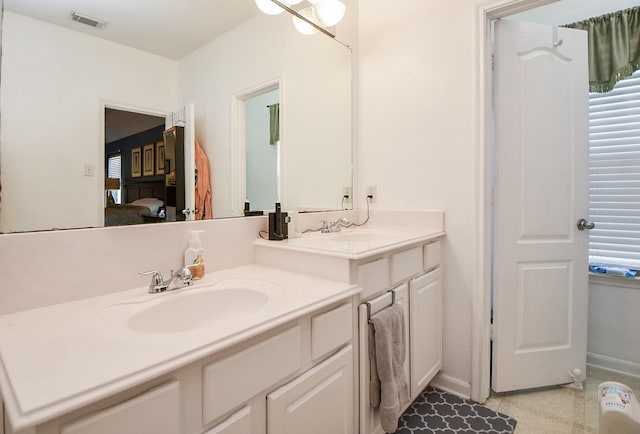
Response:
394,388,517,434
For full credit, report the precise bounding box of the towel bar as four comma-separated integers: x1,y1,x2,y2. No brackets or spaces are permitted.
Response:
366,290,396,319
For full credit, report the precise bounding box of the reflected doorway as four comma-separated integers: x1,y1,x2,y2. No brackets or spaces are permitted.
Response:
103,107,169,226
231,79,281,216
245,89,280,213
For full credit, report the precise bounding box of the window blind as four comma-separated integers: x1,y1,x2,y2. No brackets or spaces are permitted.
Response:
107,155,121,179
589,69,640,268
107,155,122,204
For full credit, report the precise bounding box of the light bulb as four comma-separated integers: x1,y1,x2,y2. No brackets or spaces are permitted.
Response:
292,7,318,35
255,0,284,15
312,0,345,27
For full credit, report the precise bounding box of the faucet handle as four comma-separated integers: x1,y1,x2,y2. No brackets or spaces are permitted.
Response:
320,220,331,233
140,270,164,284
139,270,167,293
335,217,350,226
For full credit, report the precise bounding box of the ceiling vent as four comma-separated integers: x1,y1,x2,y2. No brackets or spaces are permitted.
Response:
70,12,107,29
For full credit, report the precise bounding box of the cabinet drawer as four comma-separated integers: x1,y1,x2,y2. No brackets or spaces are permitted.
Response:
204,406,252,434
61,381,180,434
202,326,302,425
357,257,389,299
424,240,441,271
311,303,352,360
390,246,423,284
267,345,353,434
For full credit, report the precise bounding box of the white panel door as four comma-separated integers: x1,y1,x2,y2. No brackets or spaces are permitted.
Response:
492,19,590,392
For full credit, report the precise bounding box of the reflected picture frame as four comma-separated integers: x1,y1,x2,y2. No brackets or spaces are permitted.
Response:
131,147,141,178
155,141,165,175
143,143,155,176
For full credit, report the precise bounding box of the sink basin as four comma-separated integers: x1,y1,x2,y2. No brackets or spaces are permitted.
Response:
129,288,269,333
94,278,282,334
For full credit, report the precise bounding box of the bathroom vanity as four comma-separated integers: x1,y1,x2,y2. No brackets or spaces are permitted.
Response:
0,265,359,434
255,211,445,434
0,211,444,434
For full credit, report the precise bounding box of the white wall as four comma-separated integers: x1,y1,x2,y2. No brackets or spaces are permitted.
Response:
588,278,640,376
0,12,178,233
178,12,352,217
358,0,476,392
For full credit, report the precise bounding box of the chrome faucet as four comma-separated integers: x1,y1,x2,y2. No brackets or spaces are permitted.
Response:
140,267,193,293
321,217,351,233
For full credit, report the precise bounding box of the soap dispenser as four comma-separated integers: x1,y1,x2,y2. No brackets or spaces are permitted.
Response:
184,230,205,279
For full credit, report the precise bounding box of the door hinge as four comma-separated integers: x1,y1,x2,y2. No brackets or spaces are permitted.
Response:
491,53,495,71
490,323,495,340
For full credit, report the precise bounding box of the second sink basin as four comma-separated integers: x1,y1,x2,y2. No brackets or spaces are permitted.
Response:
327,231,397,242
94,278,283,334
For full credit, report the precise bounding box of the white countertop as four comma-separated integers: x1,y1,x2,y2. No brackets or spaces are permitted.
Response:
254,225,445,259
0,264,359,430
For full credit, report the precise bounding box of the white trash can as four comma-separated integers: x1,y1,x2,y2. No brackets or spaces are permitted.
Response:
599,381,640,434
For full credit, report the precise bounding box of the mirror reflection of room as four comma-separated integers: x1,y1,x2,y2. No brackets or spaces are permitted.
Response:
0,0,352,233
103,108,178,226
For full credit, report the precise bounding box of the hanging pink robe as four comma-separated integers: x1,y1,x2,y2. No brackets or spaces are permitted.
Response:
194,139,212,219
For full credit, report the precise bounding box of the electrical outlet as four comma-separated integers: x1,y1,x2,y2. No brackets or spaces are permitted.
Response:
343,187,352,203
366,185,377,203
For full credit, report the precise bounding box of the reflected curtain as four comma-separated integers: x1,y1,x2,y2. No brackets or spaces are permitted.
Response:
269,103,280,145
565,6,640,93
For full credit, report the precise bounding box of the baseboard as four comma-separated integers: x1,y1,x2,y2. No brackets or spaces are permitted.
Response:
429,372,471,400
587,352,640,378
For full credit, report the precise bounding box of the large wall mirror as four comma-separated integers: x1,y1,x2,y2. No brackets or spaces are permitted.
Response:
0,0,352,233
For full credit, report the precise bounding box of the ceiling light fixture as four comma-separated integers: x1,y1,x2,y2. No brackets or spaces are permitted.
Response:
292,7,319,35
311,0,345,27
255,0,345,38
254,0,286,15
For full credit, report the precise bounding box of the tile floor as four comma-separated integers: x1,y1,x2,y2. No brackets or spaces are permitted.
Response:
484,367,640,433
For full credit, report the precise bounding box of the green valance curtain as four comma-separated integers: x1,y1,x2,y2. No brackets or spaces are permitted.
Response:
269,103,280,145
565,6,640,93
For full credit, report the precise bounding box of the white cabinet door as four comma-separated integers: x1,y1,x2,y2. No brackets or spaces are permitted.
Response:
267,345,353,434
409,268,442,399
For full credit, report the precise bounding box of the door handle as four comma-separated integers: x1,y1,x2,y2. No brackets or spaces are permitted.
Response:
577,218,595,231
